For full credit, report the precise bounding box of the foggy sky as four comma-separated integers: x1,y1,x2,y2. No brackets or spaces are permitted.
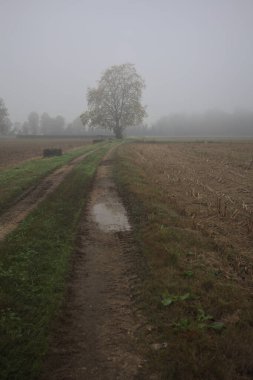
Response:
1,0,253,124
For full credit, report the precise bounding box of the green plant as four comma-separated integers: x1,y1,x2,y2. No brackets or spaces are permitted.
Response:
209,322,225,331
183,270,194,278
173,318,191,331
197,308,213,322
161,292,191,306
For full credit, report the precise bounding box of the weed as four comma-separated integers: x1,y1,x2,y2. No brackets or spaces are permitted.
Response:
173,318,191,331
197,308,213,322
161,292,191,307
183,270,194,278
209,322,225,331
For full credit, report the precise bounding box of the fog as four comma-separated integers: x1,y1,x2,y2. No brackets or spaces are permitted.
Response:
1,0,253,129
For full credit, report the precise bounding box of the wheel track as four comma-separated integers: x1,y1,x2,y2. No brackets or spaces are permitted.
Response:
0,149,98,241
40,148,155,379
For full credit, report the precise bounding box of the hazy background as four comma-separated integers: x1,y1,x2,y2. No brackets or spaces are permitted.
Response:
1,0,253,126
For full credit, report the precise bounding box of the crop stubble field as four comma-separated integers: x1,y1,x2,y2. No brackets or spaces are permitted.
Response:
0,138,91,169
133,141,253,274
115,140,253,379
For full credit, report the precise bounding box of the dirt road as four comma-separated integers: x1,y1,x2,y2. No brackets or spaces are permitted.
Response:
41,150,146,379
0,150,96,240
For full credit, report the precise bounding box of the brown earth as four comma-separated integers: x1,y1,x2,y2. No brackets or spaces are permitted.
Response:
115,142,253,379
0,150,96,241
0,138,91,169
40,150,148,380
123,142,253,282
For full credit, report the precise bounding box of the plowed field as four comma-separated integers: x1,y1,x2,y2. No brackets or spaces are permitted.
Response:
128,141,253,279
114,141,253,379
0,138,91,168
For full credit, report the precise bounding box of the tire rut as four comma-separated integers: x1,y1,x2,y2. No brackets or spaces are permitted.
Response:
41,149,147,379
0,150,97,241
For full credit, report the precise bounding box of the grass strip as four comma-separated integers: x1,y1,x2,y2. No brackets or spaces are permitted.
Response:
114,143,253,380
0,143,113,380
0,143,101,215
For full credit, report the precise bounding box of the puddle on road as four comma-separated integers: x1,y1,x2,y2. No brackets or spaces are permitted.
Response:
92,201,131,232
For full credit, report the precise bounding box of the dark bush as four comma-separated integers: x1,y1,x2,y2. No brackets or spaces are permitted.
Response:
43,148,62,157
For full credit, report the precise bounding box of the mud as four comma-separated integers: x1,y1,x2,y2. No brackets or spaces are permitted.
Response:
41,151,145,379
91,175,131,232
0,150,96,241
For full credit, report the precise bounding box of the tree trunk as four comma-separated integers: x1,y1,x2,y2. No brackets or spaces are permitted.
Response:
114,121,122,139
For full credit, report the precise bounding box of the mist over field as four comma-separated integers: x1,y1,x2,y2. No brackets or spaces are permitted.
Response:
1,0,253,136
1,2,253,378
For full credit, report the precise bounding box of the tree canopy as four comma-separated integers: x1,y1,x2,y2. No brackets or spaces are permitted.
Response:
81,63,146,138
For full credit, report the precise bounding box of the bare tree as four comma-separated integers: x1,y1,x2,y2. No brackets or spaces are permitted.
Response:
40,113,65,135
40,112,51,135
52,115,65,134
28,112,40,134
81,63,146,138
0,98,11,135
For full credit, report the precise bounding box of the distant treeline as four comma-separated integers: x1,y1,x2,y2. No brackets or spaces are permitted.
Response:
127,110,253,138
11,112,113,137
2,102,253,139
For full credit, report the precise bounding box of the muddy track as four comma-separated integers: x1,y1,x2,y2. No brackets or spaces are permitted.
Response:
41,150,149,379
0,149,97,241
